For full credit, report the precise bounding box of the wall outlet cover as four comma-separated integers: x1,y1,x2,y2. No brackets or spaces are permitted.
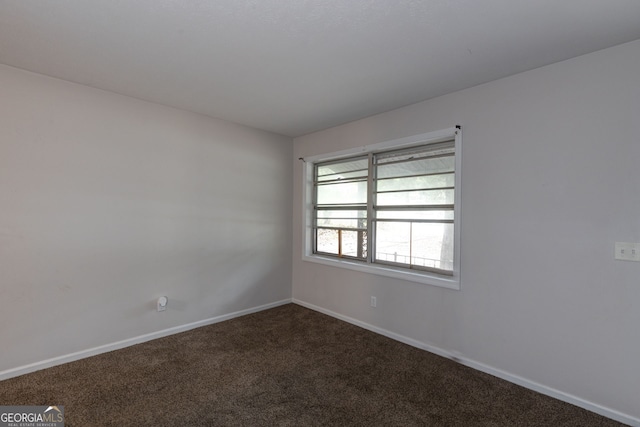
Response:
157,296,168,312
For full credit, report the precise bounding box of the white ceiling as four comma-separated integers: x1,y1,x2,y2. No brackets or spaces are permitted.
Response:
1,1,639,137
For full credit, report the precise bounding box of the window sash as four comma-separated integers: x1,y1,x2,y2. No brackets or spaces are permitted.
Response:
371,141,455,275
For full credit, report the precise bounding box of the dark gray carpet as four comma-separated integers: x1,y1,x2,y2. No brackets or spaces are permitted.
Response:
0,304,625,426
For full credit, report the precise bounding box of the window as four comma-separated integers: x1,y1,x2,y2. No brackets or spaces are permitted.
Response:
303,127,461,289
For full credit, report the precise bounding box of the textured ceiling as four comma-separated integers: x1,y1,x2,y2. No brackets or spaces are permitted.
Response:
1,0,640,137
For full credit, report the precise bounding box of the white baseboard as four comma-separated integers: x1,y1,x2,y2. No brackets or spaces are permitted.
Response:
292,299,639,427
0,299,292,382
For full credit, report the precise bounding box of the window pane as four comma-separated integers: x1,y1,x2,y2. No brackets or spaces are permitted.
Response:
317,218,366,229
315,228,367,259
376,156,454,179
316,229,339,254
375,222,411,264
375,222,454,271
376,210,454,221
317,158,368,181
376,189,454,206
376,173,454,192
375,141,454,164
341,230,366,258
412,223,454,271
317,210,367,219
317,210,366,230
317,181,367,205
317,170,368,182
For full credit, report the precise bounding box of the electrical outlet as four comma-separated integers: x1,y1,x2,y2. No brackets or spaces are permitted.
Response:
370,296,377,308
614,242,640,262
157,296,168,312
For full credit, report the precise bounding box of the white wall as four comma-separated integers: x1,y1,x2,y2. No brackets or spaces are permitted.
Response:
293,40,640,423
0,64,292,374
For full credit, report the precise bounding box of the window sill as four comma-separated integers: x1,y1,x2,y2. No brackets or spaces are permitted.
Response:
303,254,460,290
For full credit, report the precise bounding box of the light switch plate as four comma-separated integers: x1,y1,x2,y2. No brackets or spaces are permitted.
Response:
614,242,640,262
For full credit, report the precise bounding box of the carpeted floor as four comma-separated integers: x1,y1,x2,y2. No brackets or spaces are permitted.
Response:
0,304,625,426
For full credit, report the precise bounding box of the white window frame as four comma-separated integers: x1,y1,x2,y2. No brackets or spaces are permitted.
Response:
302,127,462,290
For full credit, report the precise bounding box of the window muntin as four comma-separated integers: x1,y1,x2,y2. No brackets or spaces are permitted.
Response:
312,137,457,277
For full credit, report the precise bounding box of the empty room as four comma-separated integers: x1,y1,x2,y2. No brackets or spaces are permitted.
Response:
1,1,639,425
